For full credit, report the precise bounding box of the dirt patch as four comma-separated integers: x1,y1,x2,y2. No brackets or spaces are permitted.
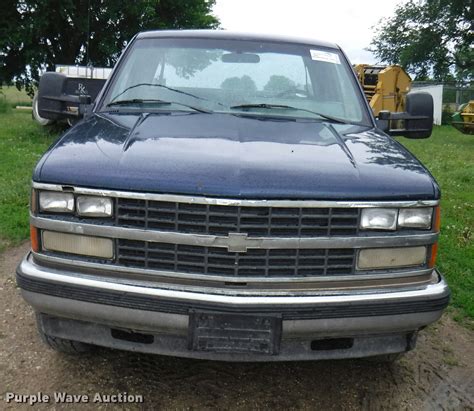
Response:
1,243,473,410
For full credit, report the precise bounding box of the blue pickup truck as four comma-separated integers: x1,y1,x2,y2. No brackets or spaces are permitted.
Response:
17,30,449,362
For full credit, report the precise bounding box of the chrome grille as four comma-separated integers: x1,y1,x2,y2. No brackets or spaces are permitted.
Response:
116,198,360,237
117,239,356,277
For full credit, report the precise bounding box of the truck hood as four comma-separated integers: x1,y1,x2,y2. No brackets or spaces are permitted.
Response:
35,112,438,200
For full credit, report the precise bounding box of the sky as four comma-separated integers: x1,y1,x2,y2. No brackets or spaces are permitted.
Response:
213,0,407,64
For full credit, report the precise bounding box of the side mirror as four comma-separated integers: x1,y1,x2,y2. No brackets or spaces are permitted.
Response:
38,72,91,121
404,92,434,139
376,92,434,139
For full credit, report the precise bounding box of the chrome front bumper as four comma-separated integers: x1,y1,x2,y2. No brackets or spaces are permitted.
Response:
17,253,450,361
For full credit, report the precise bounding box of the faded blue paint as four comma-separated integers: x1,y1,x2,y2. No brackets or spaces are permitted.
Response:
34,112,439,200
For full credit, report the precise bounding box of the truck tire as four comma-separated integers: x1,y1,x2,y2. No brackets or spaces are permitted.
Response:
36,314,93,354
66,117,79,127
32,93,54,126
40,332,94,354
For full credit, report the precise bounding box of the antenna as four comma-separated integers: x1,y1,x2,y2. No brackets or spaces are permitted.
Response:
86,0,91,77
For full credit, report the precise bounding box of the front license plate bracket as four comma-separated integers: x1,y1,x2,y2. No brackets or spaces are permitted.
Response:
188,311,282,355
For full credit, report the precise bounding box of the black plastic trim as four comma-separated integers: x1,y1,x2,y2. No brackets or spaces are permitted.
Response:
16,272,450,321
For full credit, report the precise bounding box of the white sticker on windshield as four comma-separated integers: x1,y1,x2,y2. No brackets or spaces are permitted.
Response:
310,50,341,64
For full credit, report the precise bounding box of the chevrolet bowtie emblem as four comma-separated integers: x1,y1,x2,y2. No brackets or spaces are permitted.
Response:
226,232,250,253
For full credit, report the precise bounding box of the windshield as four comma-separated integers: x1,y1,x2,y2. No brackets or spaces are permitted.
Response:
101,37,370,124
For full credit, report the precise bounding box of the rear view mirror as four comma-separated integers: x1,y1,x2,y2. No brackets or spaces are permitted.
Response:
38,72,91,120
377,92,434,139
222,53,260,63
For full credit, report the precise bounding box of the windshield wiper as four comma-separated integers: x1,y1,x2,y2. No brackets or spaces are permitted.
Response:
107,98,169,107
229,103,349,124
108,83,223,105
106,98,212,113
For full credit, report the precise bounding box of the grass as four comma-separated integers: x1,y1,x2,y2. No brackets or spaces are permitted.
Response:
0,97,11,114
0,86,33,108
0,110,58,250
0,108,472,323
398,128,474,326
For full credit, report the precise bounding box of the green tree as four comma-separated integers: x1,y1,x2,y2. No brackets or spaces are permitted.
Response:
221,75,257,94
263,75,295,95
0,0,219,95
369,0,473,81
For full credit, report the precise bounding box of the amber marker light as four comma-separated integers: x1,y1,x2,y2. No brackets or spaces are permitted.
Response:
30,225,39,252
428,242,438,268
428,206,440,268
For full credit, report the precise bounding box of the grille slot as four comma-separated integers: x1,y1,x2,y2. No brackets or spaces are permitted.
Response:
117,239,356,277
117,199,360,237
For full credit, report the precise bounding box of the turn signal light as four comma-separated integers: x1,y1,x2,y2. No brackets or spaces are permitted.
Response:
30,225,39,252
428,243,438,268
42,231,114,259
357,246,427,270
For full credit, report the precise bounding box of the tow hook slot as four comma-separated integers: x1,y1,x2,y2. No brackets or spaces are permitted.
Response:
311,338,354,351
111,328,154,344
224,282,248,287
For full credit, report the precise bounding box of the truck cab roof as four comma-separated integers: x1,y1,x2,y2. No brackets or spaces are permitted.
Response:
136,29,340,50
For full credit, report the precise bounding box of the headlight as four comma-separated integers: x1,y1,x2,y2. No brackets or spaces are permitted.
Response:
361,207,434,230
357,246,427,270
360,208,398,230
398,208,432,229
37,191,113,217
77,196,113,217
39,191,74,213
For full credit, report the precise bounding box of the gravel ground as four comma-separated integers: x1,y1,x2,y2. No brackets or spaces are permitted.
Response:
1,243,473,410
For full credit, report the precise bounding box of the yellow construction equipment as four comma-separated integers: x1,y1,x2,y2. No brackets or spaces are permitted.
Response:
354,64,411,116
452,101,474,135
